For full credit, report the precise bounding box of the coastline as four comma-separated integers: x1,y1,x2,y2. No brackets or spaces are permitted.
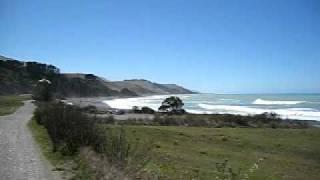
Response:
67,96,122,110
67,93,320,123
67,93,191,111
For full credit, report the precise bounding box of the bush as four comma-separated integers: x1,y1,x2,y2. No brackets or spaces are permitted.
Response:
33,102,152,179
32,79,53,102
127,113,310,129
132,106,155,114
141,106,155,114
34,102,106,155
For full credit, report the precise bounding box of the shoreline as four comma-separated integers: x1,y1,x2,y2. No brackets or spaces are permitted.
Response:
67,94,191,111
66,94,320,123
67,96,129,110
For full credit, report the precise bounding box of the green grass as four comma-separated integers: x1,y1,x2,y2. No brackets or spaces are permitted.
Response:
115,126,320,180
0,95,31,116
28,118,64,166
28,111,320,180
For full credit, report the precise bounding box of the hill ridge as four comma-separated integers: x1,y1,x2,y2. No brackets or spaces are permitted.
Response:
0,55,195,97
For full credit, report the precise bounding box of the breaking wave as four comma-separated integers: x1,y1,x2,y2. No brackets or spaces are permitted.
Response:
198,103,320,121
104,94,191,110
253,99,305,105
103,94,320,121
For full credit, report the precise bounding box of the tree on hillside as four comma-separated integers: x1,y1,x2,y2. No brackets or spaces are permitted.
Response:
158,96,185,114
26,62,60,80
85,74,97,80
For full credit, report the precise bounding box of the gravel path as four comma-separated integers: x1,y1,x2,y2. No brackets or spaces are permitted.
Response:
0,101,59,180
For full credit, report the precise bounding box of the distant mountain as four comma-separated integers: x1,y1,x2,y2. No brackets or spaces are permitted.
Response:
104,79,193,96
0,55,196,97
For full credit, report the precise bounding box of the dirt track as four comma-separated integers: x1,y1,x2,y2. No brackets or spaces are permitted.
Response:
0,101,59,180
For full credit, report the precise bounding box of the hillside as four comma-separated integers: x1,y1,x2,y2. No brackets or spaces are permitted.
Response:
0,55,195,97
0,56,59,95
104,79,193,96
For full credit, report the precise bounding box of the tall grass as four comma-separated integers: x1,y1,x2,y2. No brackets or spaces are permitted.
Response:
213,158,265,180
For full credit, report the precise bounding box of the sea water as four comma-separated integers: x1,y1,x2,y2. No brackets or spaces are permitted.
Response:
104,94,320,121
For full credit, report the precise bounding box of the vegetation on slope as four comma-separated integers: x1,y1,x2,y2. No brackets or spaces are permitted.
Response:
52,74,120,97
0,57,120,97
0,57,59,95
0,55,194,97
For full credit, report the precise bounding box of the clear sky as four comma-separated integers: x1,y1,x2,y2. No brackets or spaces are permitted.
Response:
1,0,320,93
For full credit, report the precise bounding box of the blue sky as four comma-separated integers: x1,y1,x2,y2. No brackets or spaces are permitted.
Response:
1,0,320,93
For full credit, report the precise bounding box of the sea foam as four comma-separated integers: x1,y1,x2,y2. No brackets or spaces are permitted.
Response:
198,103,320,121
103,94,187,110
253,98,305,105
103,94,320,121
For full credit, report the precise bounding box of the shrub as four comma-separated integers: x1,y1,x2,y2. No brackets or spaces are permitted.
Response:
122,113,309,129
141,106,156,114
33,102,153,179
34,102,106,155
32,79,53,102
132,106,155,114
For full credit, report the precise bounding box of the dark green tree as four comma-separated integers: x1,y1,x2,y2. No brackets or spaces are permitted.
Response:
32,79,53,102
158,96,185,114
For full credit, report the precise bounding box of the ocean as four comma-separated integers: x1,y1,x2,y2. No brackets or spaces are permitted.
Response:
104,94,320,121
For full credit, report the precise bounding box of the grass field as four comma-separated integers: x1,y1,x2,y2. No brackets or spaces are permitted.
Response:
28,105,320,180
0,95,31,116
116,126,320,180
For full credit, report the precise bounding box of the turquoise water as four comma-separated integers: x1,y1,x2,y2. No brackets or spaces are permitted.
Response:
104,94,320,121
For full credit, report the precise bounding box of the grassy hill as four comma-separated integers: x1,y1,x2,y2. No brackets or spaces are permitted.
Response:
106,79,194,96
0,56,59,95
0,55,194,97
